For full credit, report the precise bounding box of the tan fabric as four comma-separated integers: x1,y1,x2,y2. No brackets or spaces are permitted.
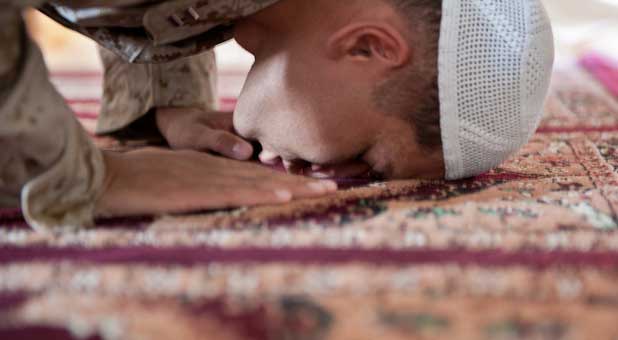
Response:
0,0,281,230
97,48,217,135
38,0,279,63
0,8,104,231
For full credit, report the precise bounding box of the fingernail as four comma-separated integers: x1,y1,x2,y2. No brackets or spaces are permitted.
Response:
310,171,335,179
274,189,293,202
323,180,338,191
307,182,326,193
233,143,253,159
307,181,338,192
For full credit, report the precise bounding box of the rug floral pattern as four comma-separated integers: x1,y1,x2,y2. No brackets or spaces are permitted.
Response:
1,67,618,339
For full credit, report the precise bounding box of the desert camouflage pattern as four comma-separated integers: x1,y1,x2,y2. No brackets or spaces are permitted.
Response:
0,0,279,230
38,0,279,63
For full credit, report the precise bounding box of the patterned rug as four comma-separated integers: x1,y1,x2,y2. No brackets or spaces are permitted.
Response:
2,60,618,339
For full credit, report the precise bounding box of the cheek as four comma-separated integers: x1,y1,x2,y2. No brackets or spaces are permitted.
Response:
233,82,275,140
234,55,290,139
364,136,445,180
262,115,344,162
292,123,367,164
267,116,325,158
234,93,308,156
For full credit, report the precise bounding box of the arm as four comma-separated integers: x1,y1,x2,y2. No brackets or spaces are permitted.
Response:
0,7,337,231
98,47,254,160
0,9,105,231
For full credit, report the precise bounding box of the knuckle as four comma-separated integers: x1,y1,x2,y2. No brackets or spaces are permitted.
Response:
210,132,233,151
169,126,203,149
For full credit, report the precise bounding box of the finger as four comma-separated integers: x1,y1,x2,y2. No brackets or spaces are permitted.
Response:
175,188,291,210
259,175,338,199
136,179,296,213
200,111,236,132
288,180,338,198
221,188,294,207
216,166,339,198
204,177,337,207
197,128,254,160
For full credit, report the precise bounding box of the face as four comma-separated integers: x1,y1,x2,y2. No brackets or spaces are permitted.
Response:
232,0,444,179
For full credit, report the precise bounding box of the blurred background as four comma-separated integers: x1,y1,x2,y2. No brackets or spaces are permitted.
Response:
25,0,618,98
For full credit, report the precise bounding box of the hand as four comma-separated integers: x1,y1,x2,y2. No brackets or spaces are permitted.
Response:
156,107,254,160
96,148,338,217
259,150,373,179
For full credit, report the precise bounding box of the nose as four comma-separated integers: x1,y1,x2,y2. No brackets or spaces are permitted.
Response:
232,111,257,140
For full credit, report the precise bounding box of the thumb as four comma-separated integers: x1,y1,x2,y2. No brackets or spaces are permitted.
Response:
196,127,254,160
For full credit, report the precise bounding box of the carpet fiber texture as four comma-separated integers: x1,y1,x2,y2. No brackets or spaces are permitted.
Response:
2,62,618,339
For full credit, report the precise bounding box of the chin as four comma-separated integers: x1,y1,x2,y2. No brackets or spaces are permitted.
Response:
233,20,261,55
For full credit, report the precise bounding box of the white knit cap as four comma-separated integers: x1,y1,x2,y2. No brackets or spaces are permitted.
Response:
438,0,555,180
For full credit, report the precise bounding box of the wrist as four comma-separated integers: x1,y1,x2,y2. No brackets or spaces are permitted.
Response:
95,151,121,217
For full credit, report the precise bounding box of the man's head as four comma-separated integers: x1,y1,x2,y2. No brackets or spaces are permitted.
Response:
233,0,555,180
233,0,444,179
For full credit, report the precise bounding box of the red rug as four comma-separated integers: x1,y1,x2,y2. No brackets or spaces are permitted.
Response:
581,53,618,99
2,63,618,339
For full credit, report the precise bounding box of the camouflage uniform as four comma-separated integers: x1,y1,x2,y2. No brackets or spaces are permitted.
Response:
0,0,279,230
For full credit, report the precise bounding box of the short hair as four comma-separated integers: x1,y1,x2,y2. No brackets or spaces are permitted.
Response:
373,0,442,152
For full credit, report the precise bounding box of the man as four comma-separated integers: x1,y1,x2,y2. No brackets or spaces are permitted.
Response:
119,0,553,183
0,0,554,230
0,0,338,231
231,0,554,181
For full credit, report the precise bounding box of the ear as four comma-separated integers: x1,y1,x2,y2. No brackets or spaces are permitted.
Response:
326,22,410,68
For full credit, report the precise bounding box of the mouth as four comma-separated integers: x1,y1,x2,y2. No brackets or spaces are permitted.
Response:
258,147,381,180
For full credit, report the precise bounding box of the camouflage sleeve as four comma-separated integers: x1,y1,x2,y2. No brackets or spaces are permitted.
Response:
96,47,218,139
0,8,105,231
